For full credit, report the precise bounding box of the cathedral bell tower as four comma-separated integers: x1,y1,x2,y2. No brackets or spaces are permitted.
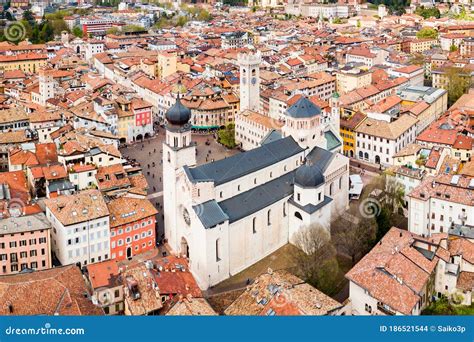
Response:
238,50,261,112
162,94,196,252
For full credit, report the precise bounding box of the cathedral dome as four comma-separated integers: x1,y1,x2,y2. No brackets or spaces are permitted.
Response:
286,96,321,119
295,164,324,188
165,97,191,126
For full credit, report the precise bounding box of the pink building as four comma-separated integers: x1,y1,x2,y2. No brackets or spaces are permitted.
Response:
0,213,52,275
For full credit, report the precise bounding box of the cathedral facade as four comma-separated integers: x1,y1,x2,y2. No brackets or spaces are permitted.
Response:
162,95,349,289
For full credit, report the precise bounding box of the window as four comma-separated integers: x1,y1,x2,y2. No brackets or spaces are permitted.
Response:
215,239,221,262
252,218,257,234
283,203,287,217
115,290,120,298
297,193,301,201
267,210,271,226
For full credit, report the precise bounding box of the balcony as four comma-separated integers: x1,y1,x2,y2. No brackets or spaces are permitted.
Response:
377,302,395,315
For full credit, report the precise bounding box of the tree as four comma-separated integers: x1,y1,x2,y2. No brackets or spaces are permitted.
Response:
332,215,377,265
106,27,120,35
22,10,35,25
445,67,471,106
416,27,438,40
217,123,236,148
415,6,441,19
383,175,405,214
72,26,83,38
176,16,188,27
291,224,339,294
450,44,458,52
197,9,212,22
39,21,54,43
51,19,69,36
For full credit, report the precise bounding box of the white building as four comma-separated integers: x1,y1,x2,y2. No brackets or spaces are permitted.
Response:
162,96,349,289
355,114,418,166
44,190,110,266
408,174,474,237
85,41,105,62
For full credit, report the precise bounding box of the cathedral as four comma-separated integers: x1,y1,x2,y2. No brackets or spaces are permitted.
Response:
162,52,349,290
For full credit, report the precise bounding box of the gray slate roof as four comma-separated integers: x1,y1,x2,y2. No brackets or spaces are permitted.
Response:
285,97,321,119
305,146,335,173
0,213,51,234
185,136,303,186
325,130,342,152
289,195,333,215
260,129,282,146
218,171,295,223
193,200,229,229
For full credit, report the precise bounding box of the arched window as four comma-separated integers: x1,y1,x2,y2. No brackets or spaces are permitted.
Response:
339,177,342,190
267,210,271,226
174,137,178,147
294,212,303,220
215,239,220,262
283,202,287,217
167,152,171,162
252,218,257,234
251,68,256,76
364,152,369,160
359,151,363,159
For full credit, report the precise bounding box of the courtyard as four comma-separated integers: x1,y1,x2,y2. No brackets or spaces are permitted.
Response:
119,128,239,239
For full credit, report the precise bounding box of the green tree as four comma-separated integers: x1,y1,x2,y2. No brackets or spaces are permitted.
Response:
72,26,83,38
39,21,54,43
415,6,441,19
51,19,69,36
176,16,188,27
217,123,236,149
445,67,471,106
416,27,438,39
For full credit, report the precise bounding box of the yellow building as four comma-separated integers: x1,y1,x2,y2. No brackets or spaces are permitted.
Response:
157,51,177,80
408,39,437,54
116,103,134,143
0,53,47,73
336,68,372,95
340,109,366,158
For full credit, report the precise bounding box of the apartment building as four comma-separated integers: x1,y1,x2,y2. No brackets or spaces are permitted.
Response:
336,67,372,94
45,190,111,267
0,214,52,275
408,174,474,237
355,114,418,166
107,197,157,261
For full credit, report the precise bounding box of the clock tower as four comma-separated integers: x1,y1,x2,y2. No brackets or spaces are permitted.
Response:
238,50,261,112
162,95,196,253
